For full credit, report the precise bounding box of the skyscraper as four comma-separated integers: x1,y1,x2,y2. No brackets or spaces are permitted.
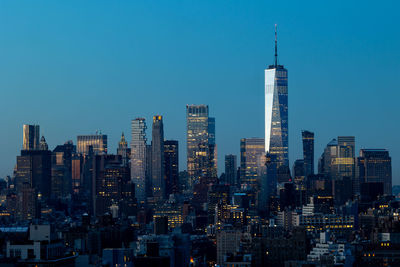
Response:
240,138,265,188
302,130,314,177
164,140,179,196
264,25,288,168
186,105,216,188
151,115,165,200
131,118,147,204
117,132,130,167
23,124,40,151
77,133,107,155
357,149,392,195
208,117,218,178
225,154,237,186
319,136,355,181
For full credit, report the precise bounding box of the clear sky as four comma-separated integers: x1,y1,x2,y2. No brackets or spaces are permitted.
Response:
0,1,399,184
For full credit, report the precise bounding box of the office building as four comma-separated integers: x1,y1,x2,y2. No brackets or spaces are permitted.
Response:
319,136,355,182
358,149,392,195
264,26,289,168
225,154,237,186
186,105,217,188
117,132,130,167
302,130,314,177
131,118,147,204
164,140,179,196
22,124,40,151
151,115,165,199
240,138,265,188
51,141,75,199
93,155,131,217
77,133,107,155
15,150,52,201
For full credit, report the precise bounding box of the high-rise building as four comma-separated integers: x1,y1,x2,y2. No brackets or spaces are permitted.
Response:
208,117,218,178
302,130,314,177
77,133,107,155
51,141,75,199
117,132,130,167
240,138,265,188
23,124,40,151
224,154,237,186
319,136,355,181
164,140,179,196
151,115,165,200
337,136,355,180
15,150,52,201
357,149,392,195
186,105,217,188
131,118,147,204
93,155,131,217
264,25,289,168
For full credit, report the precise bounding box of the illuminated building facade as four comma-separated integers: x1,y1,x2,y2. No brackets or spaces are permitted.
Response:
153,202,183,229
77,134,107,155
186,105,216,188
23,124,40,151
319,136,355,183
94,155,130,217
240,138,265,188
264,26,288,168
117,132,130,167
131,118,147,204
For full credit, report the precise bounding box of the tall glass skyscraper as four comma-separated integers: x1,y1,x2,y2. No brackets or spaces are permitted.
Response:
151,115,165,200
131,118,147,204
23,124,40,151
186,105,217,188
264,26,288,168
302,130,314,177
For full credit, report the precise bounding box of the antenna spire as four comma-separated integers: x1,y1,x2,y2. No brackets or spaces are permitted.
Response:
274,24,278,67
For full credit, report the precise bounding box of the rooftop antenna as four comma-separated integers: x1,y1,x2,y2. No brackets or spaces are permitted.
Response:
274,24,278,67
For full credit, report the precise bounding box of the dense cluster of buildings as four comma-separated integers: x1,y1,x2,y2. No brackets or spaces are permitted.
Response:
0,29,397,267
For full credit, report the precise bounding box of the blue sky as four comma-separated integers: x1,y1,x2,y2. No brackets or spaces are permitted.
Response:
0,1,399,183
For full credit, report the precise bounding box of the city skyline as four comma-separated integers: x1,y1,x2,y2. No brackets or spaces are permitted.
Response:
0,1,399,185
0,2,399,266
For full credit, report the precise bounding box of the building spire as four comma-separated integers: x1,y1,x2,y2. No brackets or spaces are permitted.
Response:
274,24,278,67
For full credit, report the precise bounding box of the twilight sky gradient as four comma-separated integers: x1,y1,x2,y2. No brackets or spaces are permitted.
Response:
0,1,399,184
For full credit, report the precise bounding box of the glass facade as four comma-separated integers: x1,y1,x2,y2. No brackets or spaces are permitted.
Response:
358,149,392,195
186,105,217,188
240,138,265,188
225,154,237,186
302,130,315,177
77,134,107,155
151,115,165,200
164,140,179,196
131,118,147,204
22,124,40,151
265,65,288,168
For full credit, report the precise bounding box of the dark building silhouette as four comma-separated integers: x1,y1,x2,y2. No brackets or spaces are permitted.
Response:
16,150,52,201
225,154,237,186
51,141,75,199
302,130,314,177
152,115,165,200
164,140,179,196
357,149,392,195
92,154,132,217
